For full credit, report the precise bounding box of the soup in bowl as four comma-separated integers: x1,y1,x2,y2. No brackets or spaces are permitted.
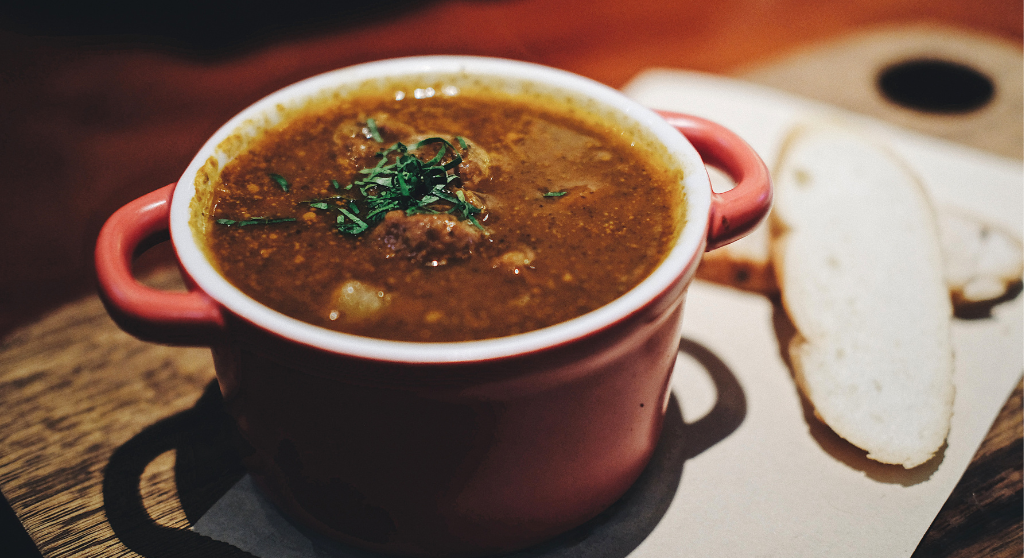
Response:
200,75,685,342
96,56,770,557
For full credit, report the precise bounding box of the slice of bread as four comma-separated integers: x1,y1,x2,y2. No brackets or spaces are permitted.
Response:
769,123,955,469
697,210,1023,313
939,208,1024,307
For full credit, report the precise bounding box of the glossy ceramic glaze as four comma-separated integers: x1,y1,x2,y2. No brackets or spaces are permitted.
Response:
95,56,771,557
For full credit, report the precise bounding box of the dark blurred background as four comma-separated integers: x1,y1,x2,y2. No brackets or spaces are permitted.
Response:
0,0,433,53
0,0,1020,340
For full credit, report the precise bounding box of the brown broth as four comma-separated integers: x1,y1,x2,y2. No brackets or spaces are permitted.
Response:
203,87,684,342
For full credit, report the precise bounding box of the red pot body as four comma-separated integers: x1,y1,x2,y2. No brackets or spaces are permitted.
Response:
210,281,687,557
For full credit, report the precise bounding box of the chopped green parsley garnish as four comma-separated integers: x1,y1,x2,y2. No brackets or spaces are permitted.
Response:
314,137,483,236
365,118,384,143
336,207,369,235
269,173,290,192
216,217,297,227
543,190,568,197
220,134,483,237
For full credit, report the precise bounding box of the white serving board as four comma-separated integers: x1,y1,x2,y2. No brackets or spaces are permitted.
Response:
193,70,1023,558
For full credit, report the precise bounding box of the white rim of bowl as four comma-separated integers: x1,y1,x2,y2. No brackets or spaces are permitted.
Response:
170,56,711,364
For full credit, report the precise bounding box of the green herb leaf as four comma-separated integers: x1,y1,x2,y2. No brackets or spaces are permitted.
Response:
269,173,290,192
216,217,297,227
543,191,568,197
301,195,348,204
313,133,485,237
365,118,384,143
336,207,369,235
330,179,341,190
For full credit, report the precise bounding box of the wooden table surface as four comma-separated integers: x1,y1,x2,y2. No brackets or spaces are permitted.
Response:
0,1,1020,556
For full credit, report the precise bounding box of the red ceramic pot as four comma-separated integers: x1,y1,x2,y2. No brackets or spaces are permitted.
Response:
95,56,771,557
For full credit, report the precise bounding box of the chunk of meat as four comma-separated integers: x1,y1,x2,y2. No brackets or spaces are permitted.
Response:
455,188,494,226
333,129,376,177
335,114,416,145
455,144,492,190
457,158,488,189
371,210,484,265
404,134,493,191
333,115,417,175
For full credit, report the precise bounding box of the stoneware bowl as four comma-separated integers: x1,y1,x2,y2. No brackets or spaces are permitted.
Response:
95,56,771,557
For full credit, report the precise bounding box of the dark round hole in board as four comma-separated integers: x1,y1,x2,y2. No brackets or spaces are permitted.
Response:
877,58,994,113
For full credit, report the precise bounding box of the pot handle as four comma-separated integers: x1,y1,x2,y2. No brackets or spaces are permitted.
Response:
95,183,225,345
656,110,772,251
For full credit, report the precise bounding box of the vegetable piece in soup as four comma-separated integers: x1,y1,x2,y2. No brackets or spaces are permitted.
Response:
203,86,684,341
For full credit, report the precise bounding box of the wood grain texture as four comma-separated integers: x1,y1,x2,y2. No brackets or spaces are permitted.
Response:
0,305,258,558
913,381,1023,558
0,271,222,557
